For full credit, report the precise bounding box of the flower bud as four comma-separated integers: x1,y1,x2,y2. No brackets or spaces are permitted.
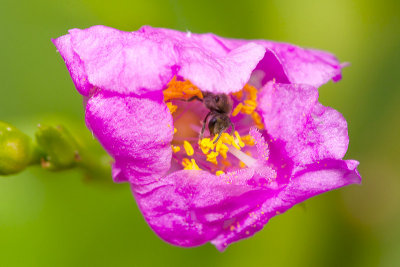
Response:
35,124,79,170
0,121,34,175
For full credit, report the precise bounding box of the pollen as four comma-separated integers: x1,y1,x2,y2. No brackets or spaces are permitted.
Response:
199,138,215,154
231,84,265,129
171,145,180,153
251,111,264,129
232,90,243,100
243,84,257,101
182,158,201,170
234,131,245,148
206,151,219,165
216,142,228,159
163,76,203,102
166,102,178,114
241,135,256,146
216,170,224,176
183,140,194,156
232,103,243,117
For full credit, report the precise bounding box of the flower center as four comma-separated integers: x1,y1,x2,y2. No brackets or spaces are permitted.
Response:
163,76,265,175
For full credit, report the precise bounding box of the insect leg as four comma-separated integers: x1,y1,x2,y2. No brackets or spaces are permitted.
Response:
213,129,226,144
200,111,212,139
230,121,235,136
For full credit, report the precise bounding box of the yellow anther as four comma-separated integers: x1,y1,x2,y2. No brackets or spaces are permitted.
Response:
220,133,233,145
174,127,177,134
166,102,178,114
232,90,243,100
163,76,203,102
241,135,256,146
241,105,256,114
232,103,243,117
243,84,258,101
251,112,264,129
183,140,194,156
182,158,201,170
234,131,245,148
231,138,241,150
206,151,219,165
217,144,229,159
216,170,224,176
244,99,257,108
199,138,215,154
171,145,180,153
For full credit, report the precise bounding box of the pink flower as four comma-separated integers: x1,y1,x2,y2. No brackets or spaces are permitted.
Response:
53,25,361,251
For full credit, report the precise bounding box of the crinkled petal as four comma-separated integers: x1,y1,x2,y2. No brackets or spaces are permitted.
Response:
258,82,349,165
215,37,345,87
133,159,360,251
85,92,173,184
52,34,92,96
212,159,361,251
53,25,265,96
132,169,268,247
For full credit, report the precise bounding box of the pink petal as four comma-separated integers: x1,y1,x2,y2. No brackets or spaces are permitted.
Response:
53,25,266,96
216,37,344,87
52,34,92,96
133,158,360,250
212,159,361,251
85,91,173,184
258,82,349,165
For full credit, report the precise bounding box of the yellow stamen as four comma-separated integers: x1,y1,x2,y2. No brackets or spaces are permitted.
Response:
163,76,203,102
182,158,201,170
241,135,256,146
251,112,264,129
174,127,177,134
166,102,178,114
243,84,258,101
206,151,219,165
244,99,257,108
234,131,245,148
241,105,256,114
232,103,243,117
171,145,180,153
216,170,224,176
183,140,194,156
231,141,241,150
232,90,243,100
220,133,233,145
199,138,215,154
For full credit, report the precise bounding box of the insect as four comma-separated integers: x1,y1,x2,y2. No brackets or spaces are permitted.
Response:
183,92,235,143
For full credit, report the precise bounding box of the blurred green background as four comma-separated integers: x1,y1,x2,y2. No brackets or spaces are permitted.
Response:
1,0,399,266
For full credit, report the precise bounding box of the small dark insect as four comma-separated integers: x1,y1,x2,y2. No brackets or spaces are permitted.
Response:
183,92,234,143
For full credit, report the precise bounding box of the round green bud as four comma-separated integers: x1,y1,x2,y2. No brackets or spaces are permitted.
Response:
0,121,34,175
35,124,79,170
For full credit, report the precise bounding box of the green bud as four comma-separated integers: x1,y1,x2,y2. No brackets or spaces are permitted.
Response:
0,121,34,175
35,124,80,171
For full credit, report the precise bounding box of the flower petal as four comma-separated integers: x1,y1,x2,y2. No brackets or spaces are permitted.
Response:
52,34,92,96
53,25,266,96
216,37,344,87
258,82,349,165
211,159,361,251
85,92,173,184
132,169,268,247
